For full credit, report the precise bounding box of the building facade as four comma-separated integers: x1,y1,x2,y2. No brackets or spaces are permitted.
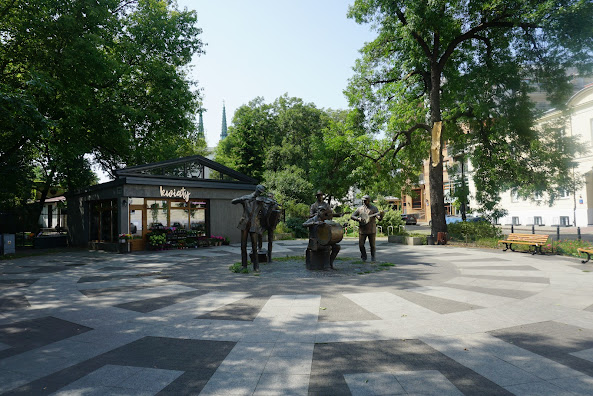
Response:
497,84,593,227
67,155,258,251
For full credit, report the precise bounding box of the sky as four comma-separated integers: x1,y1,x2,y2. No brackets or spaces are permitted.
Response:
177,0,377,148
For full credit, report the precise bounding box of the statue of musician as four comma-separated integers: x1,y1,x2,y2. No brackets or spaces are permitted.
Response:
258,193,281,263
351,195,384,262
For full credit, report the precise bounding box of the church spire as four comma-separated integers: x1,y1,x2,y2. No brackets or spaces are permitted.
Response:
197,109,205,140
220,101,228,140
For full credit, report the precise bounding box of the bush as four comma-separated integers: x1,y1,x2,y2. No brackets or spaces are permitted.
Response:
554,239,593,257
448,220,502,242
284,217,309,238
378,209,405,235
284,202,310,219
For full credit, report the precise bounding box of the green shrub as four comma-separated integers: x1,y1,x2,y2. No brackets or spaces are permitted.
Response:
284,217,309,238
448,221,502,242
284,202,310,218
378,209,405,235
553,239,593,257
274,221,291,234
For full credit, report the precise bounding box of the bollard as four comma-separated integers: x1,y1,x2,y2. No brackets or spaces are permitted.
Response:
388,225,394,236
511,224,514,233
557,225,560,241
532,225,535,234
578,227,581,241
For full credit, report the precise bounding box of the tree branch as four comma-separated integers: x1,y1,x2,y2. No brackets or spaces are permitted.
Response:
438,15,538,70
394,7,433,60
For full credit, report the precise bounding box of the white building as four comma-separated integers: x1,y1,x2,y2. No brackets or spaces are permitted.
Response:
497,84,593,227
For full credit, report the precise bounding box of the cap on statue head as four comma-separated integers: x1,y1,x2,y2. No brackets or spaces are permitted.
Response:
256,185,266,193
316,190,324,196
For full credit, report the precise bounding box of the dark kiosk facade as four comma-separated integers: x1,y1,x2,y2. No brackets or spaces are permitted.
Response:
67,156,258,251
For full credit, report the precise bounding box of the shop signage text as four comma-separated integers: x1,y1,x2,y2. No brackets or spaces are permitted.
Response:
160,186,191,202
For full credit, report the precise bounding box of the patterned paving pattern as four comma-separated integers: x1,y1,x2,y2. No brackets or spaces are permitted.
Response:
0,240,592,395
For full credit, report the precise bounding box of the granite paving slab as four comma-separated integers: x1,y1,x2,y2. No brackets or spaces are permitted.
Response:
0,241,592,394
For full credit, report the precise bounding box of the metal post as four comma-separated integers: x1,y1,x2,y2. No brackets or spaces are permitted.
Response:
511,224,514,233
578,227,581,241
557,225,560,241
532,225,535,234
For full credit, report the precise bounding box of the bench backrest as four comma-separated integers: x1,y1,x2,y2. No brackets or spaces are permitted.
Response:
505,233,549,244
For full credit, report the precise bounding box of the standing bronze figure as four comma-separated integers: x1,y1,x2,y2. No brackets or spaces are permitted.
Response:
351,195,383,262
232,185,266,271
258,193,281,263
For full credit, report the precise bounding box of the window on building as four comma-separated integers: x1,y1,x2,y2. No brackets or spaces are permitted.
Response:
411,189,422,209
511,189,519,203
534,216,543,225
559,189,570,199
534,191,543,201
512,216,520,225
560,216,570,226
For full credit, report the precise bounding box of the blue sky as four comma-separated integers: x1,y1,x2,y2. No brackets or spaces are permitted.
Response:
177,1,376,147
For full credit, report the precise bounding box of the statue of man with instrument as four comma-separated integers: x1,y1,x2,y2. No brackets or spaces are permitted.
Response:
351,195,384,262
232,184,266,271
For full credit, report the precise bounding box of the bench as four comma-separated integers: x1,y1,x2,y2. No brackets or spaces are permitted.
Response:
498,233,549,255
577,248,593,264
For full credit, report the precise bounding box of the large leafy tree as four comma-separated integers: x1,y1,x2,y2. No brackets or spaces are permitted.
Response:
0,0,205,228
347,0,593,235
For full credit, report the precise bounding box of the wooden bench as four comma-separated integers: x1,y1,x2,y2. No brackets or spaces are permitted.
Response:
577,248,593,263
498,233,549,255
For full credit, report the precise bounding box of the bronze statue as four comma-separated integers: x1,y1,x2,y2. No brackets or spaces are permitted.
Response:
310,191,331,218
303,206,341,269
258,193,281,263
351,195,383,262
232,185,266,271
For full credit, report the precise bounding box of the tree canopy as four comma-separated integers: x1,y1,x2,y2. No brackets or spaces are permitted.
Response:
347,0,593,233
0,0,206,228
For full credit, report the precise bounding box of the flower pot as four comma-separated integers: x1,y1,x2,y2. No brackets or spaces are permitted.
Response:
119,242,131,253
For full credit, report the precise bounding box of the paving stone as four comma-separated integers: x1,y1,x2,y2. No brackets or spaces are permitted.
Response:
1,241,593,395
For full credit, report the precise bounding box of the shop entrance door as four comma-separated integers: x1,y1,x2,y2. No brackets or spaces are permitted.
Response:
129,205,146,251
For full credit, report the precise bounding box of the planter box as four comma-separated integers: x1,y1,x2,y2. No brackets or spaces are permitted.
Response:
406,236,423,245
274,233,293,240
388,235,405,243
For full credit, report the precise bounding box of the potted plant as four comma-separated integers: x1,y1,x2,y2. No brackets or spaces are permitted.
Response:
118,233,132,253
148,233,166,250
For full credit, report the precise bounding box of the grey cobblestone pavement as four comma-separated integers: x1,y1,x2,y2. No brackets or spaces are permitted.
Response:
1,239,593,395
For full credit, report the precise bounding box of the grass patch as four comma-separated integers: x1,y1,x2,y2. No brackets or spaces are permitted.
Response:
379,262,396,267
229,262,250,273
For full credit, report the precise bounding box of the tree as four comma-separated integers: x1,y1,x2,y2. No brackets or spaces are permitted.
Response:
347,0,593,235
0,0,205,228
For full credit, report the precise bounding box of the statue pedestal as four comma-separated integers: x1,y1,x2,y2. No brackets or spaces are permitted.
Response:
250,250,268,264
306,247,331,270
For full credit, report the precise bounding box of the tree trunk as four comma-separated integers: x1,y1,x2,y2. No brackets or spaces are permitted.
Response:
429,66,447,237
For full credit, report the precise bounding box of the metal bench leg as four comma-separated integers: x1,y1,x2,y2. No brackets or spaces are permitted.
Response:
531,246,537,255
502,243,509,252
582,252,591,264
509,243,515,252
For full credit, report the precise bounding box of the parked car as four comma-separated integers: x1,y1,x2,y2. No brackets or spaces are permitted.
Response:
401,214,417,225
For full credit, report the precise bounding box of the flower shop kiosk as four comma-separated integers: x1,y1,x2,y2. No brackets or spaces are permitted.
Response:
66,155,258,252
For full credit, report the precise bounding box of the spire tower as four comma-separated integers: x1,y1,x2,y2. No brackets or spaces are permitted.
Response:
220,101,228,140
197,109,205,140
